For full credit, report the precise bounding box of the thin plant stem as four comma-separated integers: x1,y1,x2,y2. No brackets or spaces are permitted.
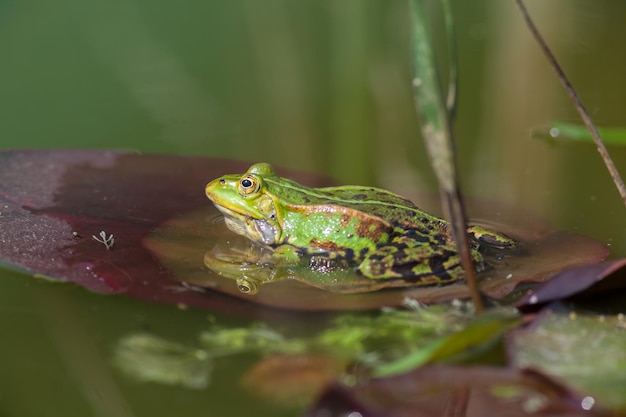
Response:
515,0,626,207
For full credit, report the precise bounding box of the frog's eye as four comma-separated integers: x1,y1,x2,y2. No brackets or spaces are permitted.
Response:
238,175,260,196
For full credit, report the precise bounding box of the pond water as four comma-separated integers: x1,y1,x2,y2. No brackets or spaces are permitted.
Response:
1,0,625,416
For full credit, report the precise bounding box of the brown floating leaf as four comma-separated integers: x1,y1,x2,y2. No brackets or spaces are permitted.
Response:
148,211,608,310
0,150,609,312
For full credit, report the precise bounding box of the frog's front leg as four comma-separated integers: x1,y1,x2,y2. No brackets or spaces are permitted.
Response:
359,243,483,284
271,244,305,265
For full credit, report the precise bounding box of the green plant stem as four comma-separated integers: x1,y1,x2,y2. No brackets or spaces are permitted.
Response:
409,0,484,313
442,0,458,120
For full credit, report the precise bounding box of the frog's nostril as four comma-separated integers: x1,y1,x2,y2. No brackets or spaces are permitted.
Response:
219,179,225,184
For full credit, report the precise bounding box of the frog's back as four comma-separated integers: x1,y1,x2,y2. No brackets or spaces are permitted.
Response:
265,178,444,229
316,186,419,220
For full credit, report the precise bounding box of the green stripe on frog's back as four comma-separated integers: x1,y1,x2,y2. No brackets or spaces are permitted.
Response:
263,176,448,234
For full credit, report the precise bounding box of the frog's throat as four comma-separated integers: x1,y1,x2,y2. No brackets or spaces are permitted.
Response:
215,205,281,245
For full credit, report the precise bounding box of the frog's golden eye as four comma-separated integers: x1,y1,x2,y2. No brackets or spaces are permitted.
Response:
238,175,260,196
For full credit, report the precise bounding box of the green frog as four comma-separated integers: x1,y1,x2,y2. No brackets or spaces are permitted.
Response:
205,163,516,286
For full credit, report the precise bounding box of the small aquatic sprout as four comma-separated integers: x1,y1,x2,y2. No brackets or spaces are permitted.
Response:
92,230,115,250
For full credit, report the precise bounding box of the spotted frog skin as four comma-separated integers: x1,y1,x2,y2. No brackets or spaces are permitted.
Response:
205,163,516,285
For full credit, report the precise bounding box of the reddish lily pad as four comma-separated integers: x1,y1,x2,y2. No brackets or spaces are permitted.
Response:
305,366,609,417
0,150,325,317
0,150,609,312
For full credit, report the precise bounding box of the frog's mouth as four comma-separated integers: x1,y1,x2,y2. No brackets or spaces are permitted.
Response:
213,205,281,245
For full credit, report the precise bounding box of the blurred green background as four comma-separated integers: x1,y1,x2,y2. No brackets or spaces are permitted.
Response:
1,0,625,416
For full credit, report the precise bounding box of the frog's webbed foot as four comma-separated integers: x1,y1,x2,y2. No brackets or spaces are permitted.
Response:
467,225,517,250
359,245,478,285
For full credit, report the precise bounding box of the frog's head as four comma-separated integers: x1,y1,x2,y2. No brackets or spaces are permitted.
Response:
206,163,285,245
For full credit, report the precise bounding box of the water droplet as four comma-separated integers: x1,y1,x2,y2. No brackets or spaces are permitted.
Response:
549,127,560,137
581,396,595,410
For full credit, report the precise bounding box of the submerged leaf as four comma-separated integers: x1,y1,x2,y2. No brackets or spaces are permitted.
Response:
113,334,212,389
110,303,477,395
508,305,626,411
109,304,509,409
373,309,520,377
241,355,346,408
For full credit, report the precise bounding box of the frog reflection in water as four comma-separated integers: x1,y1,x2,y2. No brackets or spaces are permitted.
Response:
205,163,516,293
